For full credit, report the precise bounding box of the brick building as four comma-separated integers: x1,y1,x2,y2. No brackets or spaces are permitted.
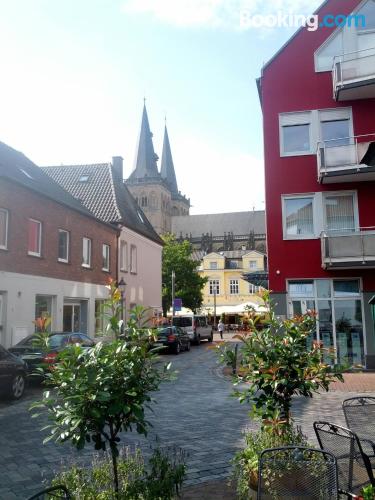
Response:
0,141,118,346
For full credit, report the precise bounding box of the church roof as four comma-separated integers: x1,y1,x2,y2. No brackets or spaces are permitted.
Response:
172,210,266,238
129,103,160,181
160,125,178,193
43,162,163,245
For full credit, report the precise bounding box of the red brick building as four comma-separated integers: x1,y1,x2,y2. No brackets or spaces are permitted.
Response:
0,141,118,346
259,0,375,367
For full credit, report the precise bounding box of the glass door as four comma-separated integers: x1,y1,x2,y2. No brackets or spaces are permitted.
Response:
63,304,81,332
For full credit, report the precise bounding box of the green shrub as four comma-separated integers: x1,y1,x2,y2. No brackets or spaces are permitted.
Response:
232,426,309,500
52,446,186,499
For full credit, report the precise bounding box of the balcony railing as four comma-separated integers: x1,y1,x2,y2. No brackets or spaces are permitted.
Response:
333,48,375,101
317,133,375,184
321,227,375,269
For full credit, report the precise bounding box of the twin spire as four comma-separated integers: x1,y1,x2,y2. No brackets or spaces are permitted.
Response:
130,102,178,194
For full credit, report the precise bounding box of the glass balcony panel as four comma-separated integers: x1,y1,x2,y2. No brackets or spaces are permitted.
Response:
322,229,375,268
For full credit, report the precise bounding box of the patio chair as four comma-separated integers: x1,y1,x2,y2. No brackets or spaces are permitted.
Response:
26,485,72,500
257,446,338,499
314,421,375,497
343,396,375,461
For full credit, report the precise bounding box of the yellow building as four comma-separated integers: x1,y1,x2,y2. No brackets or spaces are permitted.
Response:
198,250,266,322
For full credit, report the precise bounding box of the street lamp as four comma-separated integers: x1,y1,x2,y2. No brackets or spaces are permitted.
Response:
118,278,127,329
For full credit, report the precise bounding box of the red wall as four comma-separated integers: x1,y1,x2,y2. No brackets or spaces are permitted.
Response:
0,179,118,285
261,0,375,293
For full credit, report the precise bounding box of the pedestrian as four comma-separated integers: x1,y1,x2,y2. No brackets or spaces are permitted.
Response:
218,320,225,340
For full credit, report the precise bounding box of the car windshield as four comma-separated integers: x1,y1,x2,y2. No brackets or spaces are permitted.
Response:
157,328,172,336
172,317,192,327
49,335,70,349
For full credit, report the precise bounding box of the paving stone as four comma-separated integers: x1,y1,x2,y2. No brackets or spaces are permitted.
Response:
0,344,375,498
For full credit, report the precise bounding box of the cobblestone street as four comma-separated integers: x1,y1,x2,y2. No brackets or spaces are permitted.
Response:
0,341,374,499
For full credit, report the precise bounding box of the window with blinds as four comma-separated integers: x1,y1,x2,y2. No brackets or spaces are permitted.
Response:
324,194,356,232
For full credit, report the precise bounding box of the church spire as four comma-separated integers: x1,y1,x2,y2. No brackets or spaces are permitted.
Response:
130,102,159,180
160,124,178,193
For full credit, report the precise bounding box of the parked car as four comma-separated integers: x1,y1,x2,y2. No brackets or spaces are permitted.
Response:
153,326,190,354
0,344,27,399
172,314,213,344
9,332,95,374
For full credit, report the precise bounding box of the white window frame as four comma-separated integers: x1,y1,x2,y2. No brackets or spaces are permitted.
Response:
120,240,128,272
209,279,220,295
249,260,257,270
229,279,239,295
282,194,318,240
82,237,92,268
282,190,359,240
279,108,353,157
28,219,42,257
279,111,313,157
102,244,110,272
209,261,218,270
0,208,9,250
130,244,137,274
58,229,69,263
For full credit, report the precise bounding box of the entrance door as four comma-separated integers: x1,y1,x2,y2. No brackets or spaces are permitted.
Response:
63,304,81,332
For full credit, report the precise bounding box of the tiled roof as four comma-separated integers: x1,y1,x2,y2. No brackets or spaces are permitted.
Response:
0,141,105,223
172,210,266,238
43,163,162,245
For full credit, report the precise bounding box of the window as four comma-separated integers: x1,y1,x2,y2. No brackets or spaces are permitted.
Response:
280,108,353,156
58,229,69,263
209,261,218,270
230,279,239,295
333,280,360,297
141,196,147,207
324,194,356,232
249,283,261,294
249,260,257,270
280,112,312,155
282,191,358,239
102,244,110,271
28,219,42,256
283,196,315,238
315,30,343,72
130,244,137,273
35,295,53,332
209,280,220,295
79,174,90,182
82,237,91,267
120,241,128,271
0,209,8,250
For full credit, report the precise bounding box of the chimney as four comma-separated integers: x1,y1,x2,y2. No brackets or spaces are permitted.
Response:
112,156,124,180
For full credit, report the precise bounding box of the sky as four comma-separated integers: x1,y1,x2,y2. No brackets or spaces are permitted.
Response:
0,0,322,214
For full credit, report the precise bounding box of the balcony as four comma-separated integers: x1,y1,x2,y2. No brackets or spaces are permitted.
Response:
317,134,375,184
333,48,375,101
321,228,375,270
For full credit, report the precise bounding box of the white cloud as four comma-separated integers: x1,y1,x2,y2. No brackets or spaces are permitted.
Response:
122,0,323,30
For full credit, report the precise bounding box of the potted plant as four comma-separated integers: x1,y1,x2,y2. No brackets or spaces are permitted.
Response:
218,291,344,499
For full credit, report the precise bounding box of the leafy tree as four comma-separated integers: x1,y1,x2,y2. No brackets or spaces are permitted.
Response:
31,281,170,497
162,234,207,315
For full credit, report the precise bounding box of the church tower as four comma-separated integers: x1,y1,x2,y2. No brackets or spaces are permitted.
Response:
126,103,190,235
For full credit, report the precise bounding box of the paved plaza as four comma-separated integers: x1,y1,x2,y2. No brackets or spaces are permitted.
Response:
0,340,374,499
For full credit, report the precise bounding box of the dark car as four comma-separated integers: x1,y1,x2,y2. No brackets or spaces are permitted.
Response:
154,326,190,354
0,344,27,399
9,332,95,374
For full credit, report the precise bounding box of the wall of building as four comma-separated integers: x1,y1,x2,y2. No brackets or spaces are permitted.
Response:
128,183,172,234
118,226,162,318
261,0,375,294
0,271,109,347
0,179,117,284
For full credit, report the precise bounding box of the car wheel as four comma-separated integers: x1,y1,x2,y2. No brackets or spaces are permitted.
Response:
186,341,191,352
173,342,181,355
10,373,26,400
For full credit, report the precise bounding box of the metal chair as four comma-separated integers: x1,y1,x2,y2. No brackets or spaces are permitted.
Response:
257,446,338,499
314,421,375,497
343,396,375,461
26,485,72,500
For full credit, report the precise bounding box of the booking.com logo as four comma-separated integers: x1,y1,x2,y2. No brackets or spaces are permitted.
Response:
240,11,366,31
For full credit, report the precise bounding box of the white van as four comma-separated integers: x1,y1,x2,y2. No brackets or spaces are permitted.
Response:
172,314,213,345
